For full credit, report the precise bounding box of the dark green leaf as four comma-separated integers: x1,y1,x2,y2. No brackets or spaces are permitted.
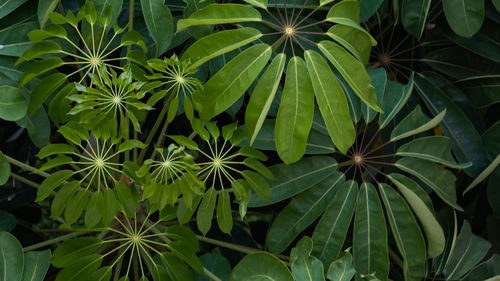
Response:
0,86,28,121
230,252,293,281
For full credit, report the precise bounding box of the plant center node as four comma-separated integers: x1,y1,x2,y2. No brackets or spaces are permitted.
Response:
284,25,295,36
90,56,101,67
112,96,122,104
213,158,222,168
353,154,363,165
175,75,186,84
379,53,391,66
95,158,105,168
131,234,141,243
162,160,171,168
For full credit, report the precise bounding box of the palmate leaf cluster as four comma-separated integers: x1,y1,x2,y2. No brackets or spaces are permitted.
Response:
1,0,500,281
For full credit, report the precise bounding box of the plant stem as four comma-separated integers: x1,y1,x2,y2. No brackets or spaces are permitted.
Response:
4,155,50,177
10,173,40,189
23,231,87,252
196,235,290,263
204,267,224,281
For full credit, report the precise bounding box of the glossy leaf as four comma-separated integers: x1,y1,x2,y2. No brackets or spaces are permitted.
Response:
0,86,28,121
267,172,345,253
318,40,381,112
248,156,338,207
390,105,445,141
379,183,426,281
197,187,217,235
21,249,52,281
401,0,431,39
312,180,358,266
290,237,325,281
181,28,262,71
36,170,74,202
54,254,103,281
177,4,262,31
241,170,270,201
276,56,315,164
199,44,271,120
230,252,293,281
0,152,10,186
363,68,386,123
37,0,58,27
305,50,355,153
326,250,356,281
28,73,66,114
353,183,389,281
464,153,500,194
443,0,484,38
395,157,462,210
18,57,64,87
245,53,286,144
326,25,372,64
216,189,233,234
0,231,23,281
379,75,414,129
388,174,445,258
52,237,102,268
141,0,173,56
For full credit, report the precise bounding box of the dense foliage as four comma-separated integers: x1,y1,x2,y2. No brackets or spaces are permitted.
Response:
1,0,500,280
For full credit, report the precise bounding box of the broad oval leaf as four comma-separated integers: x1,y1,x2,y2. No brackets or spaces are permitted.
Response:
0,231,24,281
305,50,355,153
230,252,293,281
21,249,52,281
401,0,432,39
245,53,286,145
353,182,389,281
276,56,315,164
199,43,271,120
177,4,262,31
326,250,356,281
443,0,484,38
290,237,325,281
379,183,426,281
267,172,345,253
0,86,28,121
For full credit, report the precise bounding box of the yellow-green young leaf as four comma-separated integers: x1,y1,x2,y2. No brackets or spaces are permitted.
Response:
199,44,271,120
181,28,262,71
379,75,414,129
38,143,74,158
197,187,217,235
305,50,355,153
401,0,432,39
0,151,10,185
0,86,28,122
267,173,345,253
276,57,315,164
18,57,64,87
318,41,381,112
177,4,262,31
51,181,80,218
389,174,445,258
64,189,88,224
391,105,445,142
395,157,463,211
353,183,389,281
326,25,372,64
230,252,294,281
169,135,199,150
245,53,286,145
312,180,358,266
397,136,472,169
37,170,74,201
241,170,270,201
325,0,377,45
379,183,426,281
118,139,146,153
243,158,273,179
216,189,233,234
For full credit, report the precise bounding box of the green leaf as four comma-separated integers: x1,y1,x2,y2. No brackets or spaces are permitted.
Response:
443,0,484,38
52,237,102,268
21,249,52,281
312,180,358,266
379,183,426,281
390,105,445,142
16,107,51,148
0,86,28,121
37,0,59,27
363,68,386,122
102,188,117,225
193,253,231,281
360,0,384,21
462,254,500,281
51,181,80,218
326,25,372,65
141,0,173,56
182,28,262,71
38,143,74,158
276,56,315,164
118,139,146,153
463,153,500,194
167,241,204,273
401,0,432,39
443,221,492,280
54,254,103,281
238,146,267,161
196,187,217,235
177,4,262,31
38,156,73,172
388,174,445,258
353,183,389,281
245,53,286,145
18,57,64,87
0,152,11,186
115,181,139,217
85,191,103,228
248,156,338,207
36,170,74,202
318,40,381,112
0,211,15,232
0,0,28,19
216,189,233,234
230,252,294,281
243,158,273,179
395,157,462,211
457,75,500,108
242,0,266,9
414,73,488,177
169,135,199,150
397,136,472,169
379,75,414,129
326,250,356,281
290,236,325,281
241,170,270,201
64,189,88,224
305,50,355,153
267,172,345,253
28,73,66,114
0,21,38,57
199,43,271,120
0,231,24,281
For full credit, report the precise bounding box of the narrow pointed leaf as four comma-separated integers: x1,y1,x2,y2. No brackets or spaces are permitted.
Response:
216,189,233,234
402,0,432,39
196,187,217,235
141,0,173,56
390,105,446,142
36,170,73,202
379,75,414,128
177,4,262,31
464,153,500,194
